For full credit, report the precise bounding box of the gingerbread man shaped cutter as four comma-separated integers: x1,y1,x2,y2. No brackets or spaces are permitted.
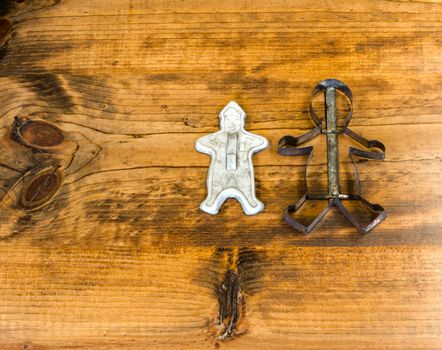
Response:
196,101,269,215
278,79,387,234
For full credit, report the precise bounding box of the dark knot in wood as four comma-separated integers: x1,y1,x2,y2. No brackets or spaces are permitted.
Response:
21,170,62,209
0,18,11,43
11,117,64,149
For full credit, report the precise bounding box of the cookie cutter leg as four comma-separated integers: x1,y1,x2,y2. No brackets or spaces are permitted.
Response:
335,198,387,235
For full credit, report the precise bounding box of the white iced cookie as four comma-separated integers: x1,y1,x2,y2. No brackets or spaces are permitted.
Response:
196,101,269,215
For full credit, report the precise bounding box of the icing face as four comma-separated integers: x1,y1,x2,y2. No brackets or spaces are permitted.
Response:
222,107,242,133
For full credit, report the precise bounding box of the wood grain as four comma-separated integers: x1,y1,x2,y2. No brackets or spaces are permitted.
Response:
0,0,441,349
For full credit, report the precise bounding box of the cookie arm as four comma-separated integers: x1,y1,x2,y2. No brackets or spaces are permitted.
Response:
195,134,216,156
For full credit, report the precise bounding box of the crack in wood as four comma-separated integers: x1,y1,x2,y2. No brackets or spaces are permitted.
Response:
213,247,265,341
216,269,240,341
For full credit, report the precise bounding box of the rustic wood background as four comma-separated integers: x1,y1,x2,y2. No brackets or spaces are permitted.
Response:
0,0,441,349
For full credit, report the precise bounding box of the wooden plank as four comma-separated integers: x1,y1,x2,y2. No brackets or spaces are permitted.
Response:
0,0,441,349
0,245,441,349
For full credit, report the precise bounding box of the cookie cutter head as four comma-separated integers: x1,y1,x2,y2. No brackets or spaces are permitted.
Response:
196,101,269,215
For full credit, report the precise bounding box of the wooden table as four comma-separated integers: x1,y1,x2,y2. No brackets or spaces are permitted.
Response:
0,1,441,349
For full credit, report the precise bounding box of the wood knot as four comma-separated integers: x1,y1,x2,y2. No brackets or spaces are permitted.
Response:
0,18,11,43
21,169,62,209
11,117,64,150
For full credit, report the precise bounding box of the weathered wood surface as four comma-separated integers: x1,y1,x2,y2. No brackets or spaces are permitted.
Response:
0,0,441,349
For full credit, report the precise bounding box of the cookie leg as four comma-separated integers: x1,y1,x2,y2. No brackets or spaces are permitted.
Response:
232,187,264,215
200,187,225,215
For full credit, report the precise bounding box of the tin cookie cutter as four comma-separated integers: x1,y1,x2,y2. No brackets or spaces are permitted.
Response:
196,101,269,215
278,79,387,234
